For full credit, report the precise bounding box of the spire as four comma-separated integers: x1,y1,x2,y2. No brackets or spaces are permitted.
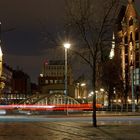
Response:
109,32,115,59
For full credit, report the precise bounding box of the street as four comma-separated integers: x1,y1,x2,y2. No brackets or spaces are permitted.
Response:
0,115,139,140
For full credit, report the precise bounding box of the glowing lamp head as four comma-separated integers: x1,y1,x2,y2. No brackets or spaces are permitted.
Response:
64,43,71,49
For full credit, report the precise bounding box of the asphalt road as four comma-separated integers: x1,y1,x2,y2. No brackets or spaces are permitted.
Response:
0,115,140,124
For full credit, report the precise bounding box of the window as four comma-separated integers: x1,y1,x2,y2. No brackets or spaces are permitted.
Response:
136,52,139,61
130,33,133,42
134,68,140,85
124,36,128,44
129,18,133,26
59,80,63,84
125,46,128,54
125,56,128,63
136,42,139,50
50,80,53,84
136,62,139,68
135,32,139,41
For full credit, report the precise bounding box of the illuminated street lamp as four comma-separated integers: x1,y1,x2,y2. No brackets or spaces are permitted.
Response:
63,43,71,115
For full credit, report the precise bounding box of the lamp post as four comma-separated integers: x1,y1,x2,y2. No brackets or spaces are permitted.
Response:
63,43,71,115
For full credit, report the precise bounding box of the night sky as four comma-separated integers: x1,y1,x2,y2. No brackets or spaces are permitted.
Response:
0,0,140,83
0,0,65,83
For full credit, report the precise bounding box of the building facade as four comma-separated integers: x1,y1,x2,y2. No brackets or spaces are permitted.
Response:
38,60,75,98
74,74,88,101
2,63,12,93
8,70,31,103
0,67,32,104
117,0,140,103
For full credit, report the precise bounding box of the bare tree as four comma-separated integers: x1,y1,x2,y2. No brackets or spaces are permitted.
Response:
64,0,122,127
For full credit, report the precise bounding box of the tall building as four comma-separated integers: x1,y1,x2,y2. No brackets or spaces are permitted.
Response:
12,70,31,94
116,0,140,103
7,70,31,103
38,60,75,98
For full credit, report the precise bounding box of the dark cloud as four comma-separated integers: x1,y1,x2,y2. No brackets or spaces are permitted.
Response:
0,0,65,28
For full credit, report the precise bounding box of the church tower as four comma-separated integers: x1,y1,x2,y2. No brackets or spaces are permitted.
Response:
117,0,140,105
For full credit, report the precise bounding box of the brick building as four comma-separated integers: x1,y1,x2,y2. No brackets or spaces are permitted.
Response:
38,60,75,98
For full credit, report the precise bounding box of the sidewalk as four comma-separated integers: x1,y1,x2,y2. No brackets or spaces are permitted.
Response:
0,112,140,140
31,111,140,118
0,117,139,140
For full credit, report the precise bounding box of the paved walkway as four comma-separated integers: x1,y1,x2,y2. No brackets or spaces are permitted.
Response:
0,120,139,140
0,113,140,140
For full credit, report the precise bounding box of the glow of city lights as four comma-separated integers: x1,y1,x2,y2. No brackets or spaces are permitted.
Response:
95,90,98,93
80,83,86,87
90,91,94,95
40,74,43,77
118,99,121,103
100,88,104,92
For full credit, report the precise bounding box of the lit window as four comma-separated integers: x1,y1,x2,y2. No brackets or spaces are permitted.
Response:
59,80,63,84
136,42,139,49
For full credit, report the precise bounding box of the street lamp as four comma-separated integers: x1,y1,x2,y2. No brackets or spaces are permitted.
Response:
63,43,71,115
